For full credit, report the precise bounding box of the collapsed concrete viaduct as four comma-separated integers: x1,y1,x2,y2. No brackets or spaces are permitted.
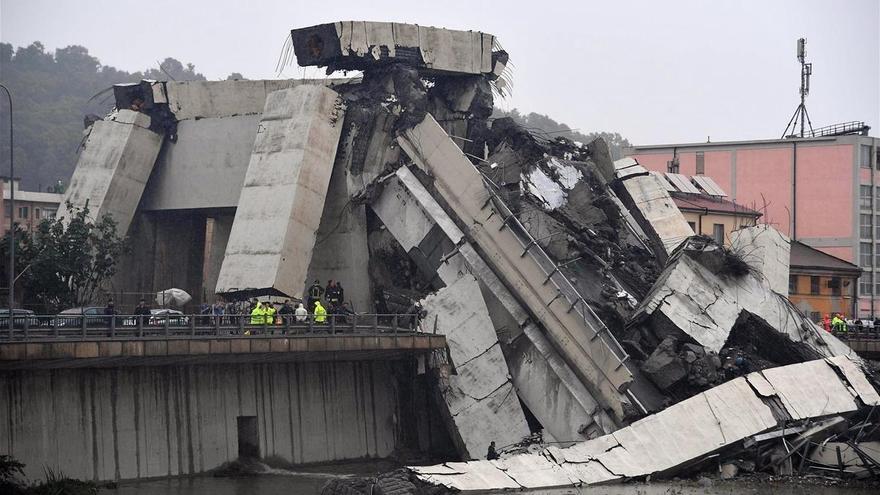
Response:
35,20,871,486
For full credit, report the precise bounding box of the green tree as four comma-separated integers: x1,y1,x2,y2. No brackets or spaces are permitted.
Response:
1,203,129,312
0,42,209,190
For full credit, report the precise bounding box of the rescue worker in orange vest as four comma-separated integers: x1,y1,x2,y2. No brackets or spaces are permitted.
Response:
821,314,831,333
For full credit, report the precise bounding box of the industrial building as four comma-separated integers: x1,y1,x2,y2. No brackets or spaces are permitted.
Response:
628,133,879,317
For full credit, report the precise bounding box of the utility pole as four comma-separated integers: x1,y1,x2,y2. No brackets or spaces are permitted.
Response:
0,83,14,329
782,38,814,138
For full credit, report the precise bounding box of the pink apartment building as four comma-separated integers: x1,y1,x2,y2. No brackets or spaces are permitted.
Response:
628,133,880,317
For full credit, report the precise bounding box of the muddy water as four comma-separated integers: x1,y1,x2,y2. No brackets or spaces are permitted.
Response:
104,475,877,495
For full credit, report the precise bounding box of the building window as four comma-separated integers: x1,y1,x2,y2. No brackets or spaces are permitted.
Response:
696,152,705,175
3,203,9,218
789,275,798,294
863,273,874,296
861,242,873,267
712,223,724,244
829,277,841,296
860,145,872,168
860,185,873,210
875,243,880,267
42,208,56,220
861,214,872,239
687,221,696,233
810,276,820,295
667,158,679,173
17,206,28,219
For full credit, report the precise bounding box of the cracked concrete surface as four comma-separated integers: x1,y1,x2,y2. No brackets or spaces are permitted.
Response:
420,275,530,460
634,238,855,358
410,356,879,491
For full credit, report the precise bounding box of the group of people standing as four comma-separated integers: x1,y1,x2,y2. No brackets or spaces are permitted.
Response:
306,279,347,318
240,279,349,328
247,300,309,325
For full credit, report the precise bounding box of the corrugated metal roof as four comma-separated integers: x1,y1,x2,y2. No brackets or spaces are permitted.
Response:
649,171,676,192
692,175,727,197
665,173,700,194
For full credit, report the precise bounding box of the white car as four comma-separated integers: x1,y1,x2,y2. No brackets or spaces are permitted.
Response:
123,309,189,326
845,318,874,329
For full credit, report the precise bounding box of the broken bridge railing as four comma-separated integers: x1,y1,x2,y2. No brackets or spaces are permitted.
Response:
478,174,635,390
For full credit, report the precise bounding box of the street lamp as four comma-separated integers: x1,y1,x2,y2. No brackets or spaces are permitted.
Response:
0,83,13,330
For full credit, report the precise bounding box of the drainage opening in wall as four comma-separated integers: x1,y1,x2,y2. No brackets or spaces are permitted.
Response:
237,416,260,459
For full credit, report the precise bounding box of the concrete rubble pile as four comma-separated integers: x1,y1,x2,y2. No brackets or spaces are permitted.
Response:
405,356,880,492
58,19,878,491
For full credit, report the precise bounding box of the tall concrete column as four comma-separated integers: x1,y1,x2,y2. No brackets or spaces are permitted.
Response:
60,110,164,235
216,85,345,296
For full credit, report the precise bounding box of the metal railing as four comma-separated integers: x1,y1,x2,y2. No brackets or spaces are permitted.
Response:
832,325,880,340
480,175,632,370
807,121,870,138
0,313,425,343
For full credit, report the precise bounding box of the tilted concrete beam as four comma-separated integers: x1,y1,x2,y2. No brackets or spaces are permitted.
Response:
612,158,693,262
396,115,635,424
215,85,344,297
60,110,164,235
420,275,531,459
372,167,617,441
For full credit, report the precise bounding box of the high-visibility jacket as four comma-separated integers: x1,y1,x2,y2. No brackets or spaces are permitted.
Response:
250,304,265,325
831,316,846,332
314,302,327,323
266,307,277,325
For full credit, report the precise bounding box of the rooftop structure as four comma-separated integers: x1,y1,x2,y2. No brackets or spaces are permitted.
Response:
628,133,880,317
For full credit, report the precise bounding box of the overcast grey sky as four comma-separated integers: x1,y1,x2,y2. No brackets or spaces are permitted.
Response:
1,0,877,145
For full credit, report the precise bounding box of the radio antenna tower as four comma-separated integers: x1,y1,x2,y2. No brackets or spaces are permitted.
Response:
782,38,814,138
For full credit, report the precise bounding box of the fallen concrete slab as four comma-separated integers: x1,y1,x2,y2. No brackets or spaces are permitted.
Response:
291,21,500,76
409,356,880,491
730,224,791,297
215,85,344,297
60,109,164,235
633,237,855,358
371,167,617,442
612,157,693,262
420,275,530,459
398,114,635,423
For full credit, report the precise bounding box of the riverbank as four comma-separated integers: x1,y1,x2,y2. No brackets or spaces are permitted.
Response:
101,469,880,495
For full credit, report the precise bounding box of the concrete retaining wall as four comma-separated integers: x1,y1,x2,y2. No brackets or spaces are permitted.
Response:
1,361,398,481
